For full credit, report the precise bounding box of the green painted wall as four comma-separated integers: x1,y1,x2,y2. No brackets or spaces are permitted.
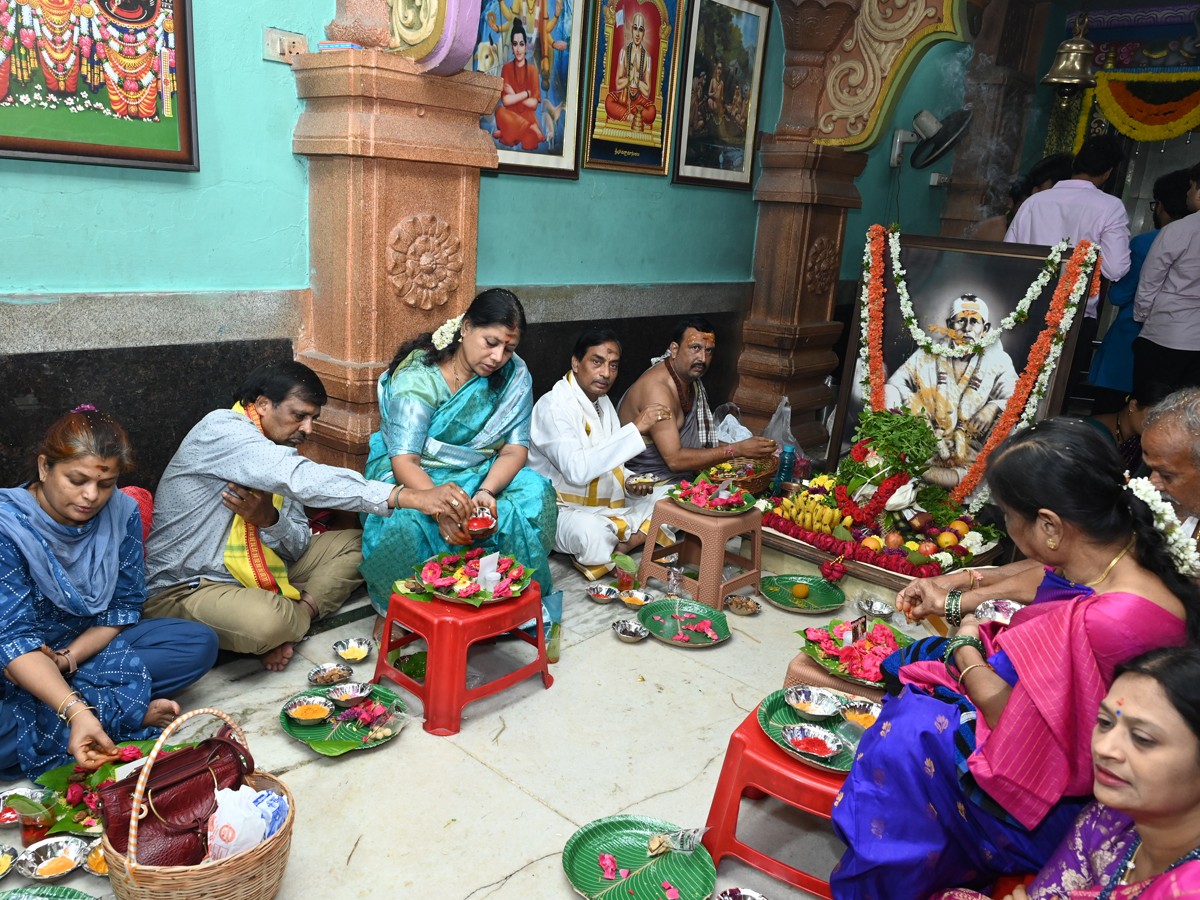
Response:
0,2,331,294
478,7,784,286
839,40,974,279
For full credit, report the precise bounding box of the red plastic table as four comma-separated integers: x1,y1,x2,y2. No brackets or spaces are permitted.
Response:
370,581,553,735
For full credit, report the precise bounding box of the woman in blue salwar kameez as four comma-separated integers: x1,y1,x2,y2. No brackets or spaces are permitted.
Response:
360,290,557,612
0,407,217,780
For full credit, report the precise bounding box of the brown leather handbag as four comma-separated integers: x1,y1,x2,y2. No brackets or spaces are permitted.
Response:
98,729,254,867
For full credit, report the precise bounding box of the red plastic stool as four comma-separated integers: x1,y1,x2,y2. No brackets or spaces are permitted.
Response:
370,581,554,735
702,707,845,899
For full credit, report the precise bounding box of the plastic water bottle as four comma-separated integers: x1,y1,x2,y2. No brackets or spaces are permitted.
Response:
774,445,797,495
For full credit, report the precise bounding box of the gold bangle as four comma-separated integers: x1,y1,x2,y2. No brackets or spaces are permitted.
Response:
56,691,82,716
66,705,97,724
957,662,993,686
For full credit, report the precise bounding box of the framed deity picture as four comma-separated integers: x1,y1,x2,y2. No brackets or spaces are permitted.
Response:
0,0,198,171
825,232,1097,497
471,0,588,177
671,0,768,189
582,0,684,174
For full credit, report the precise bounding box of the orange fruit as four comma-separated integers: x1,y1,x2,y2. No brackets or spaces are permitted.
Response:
936,531,959,549
861,535,884,551
790,583,811,599
947,520,970,538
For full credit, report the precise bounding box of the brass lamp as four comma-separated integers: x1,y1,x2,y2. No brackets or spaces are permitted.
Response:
1041,13,1096,104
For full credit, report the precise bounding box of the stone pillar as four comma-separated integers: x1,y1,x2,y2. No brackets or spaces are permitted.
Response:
291,51,501,468
731,0,866,446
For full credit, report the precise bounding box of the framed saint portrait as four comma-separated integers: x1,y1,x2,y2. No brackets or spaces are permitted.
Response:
825,234,1096,486
672,0,768,189
0,0,198,171
582,0,684,174
470,0,588,177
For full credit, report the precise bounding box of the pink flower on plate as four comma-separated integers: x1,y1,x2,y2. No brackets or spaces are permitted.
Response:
83,791,100,811
65,782,85,806
598,853,618,880
118,745,143,762
672,632,691,643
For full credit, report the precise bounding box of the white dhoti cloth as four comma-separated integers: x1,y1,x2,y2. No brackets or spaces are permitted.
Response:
528,373,669,570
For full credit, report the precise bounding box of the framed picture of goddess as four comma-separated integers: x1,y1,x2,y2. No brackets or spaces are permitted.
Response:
0,0,197,170
471,0,588,177
672,0,768,189
582,0,684,174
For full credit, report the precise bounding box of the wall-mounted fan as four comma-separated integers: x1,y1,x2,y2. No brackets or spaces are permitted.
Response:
888,108,973,169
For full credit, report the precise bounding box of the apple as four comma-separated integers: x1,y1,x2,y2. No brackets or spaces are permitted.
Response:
917,540,938,556
884,532,904,549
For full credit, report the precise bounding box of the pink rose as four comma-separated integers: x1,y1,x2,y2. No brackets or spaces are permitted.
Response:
65,782,85,806
83,791,100,811
118,745,143,762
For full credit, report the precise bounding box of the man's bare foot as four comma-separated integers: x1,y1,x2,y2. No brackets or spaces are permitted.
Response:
142,698,181,728
615,532,648,555
260,642,294,671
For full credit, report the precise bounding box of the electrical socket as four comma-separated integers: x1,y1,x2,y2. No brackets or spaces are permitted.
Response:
262,28,308,64
929,172,951,187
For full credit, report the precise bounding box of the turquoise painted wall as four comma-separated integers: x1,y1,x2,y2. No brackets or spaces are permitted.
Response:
0,2,332,294
477,6,784,286
839,39,974,279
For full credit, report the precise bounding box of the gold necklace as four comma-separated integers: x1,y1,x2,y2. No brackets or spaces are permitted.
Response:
1084,538,1135,588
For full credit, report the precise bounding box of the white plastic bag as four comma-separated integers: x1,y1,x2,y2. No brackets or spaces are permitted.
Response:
762,397,799,449
203,785,267,863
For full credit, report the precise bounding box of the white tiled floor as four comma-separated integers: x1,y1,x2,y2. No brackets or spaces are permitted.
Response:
6,553,871,900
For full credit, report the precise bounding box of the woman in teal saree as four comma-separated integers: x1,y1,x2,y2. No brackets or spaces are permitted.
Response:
360,290,557,612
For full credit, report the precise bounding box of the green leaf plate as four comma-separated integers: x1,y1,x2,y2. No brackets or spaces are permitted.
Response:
757,689,861,774
0,888,98,900
760,575,845,615
415,552,534,607
637,598,731,649
562,814,716,900
798,618,913,689
278,684,407,757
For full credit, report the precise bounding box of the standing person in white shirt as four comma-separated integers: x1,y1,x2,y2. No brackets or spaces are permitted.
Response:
528,328,672,581
1133,162,1200,394
1006,135,1132,407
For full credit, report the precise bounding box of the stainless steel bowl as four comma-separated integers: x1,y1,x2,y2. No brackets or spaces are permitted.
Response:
780,723,844,759
333,637,373,664
15,834,89,881
856,595,896,621
308,662,354,686
612,620,650,643
783,685,844,720
840,699,883,733
284,695,336,725
587,585,620,604
724,594,761,616
0,844,18,881
83,838,107,877
619,589,650,608
327,681,374,708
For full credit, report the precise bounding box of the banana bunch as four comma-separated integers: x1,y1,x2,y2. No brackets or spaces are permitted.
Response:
778,492,853,535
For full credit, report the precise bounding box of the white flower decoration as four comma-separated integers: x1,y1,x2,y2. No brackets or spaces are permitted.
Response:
960,530,984,553
1125,477,1200,577
431,314,463,351
932,551,955,568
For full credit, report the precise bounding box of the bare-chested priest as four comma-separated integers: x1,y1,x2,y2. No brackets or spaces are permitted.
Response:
618,316,775,480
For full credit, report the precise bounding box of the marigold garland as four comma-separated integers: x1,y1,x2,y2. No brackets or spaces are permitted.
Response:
859,224,889,411
1094,71,1200,143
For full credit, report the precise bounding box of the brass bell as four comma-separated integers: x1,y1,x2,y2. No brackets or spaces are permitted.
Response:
1041,13,1096,104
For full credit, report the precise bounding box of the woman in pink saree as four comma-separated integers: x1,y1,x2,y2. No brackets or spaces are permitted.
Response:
831,418,1200,899
937,646,1200,899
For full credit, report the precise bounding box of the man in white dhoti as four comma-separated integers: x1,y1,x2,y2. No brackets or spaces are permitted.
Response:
884,294,1018,490
529,328,673,580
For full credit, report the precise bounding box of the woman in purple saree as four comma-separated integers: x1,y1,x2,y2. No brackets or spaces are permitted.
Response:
935,646,1200,899
830,419,1200,899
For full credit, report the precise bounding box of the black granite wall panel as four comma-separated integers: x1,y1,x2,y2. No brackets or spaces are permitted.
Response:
0,340,294,491
1,312,744,491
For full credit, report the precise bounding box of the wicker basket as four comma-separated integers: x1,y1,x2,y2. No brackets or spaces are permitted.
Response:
102,708,295,900
721,455,778,495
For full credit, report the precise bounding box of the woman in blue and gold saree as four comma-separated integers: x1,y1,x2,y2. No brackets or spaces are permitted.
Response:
360,290,557,612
